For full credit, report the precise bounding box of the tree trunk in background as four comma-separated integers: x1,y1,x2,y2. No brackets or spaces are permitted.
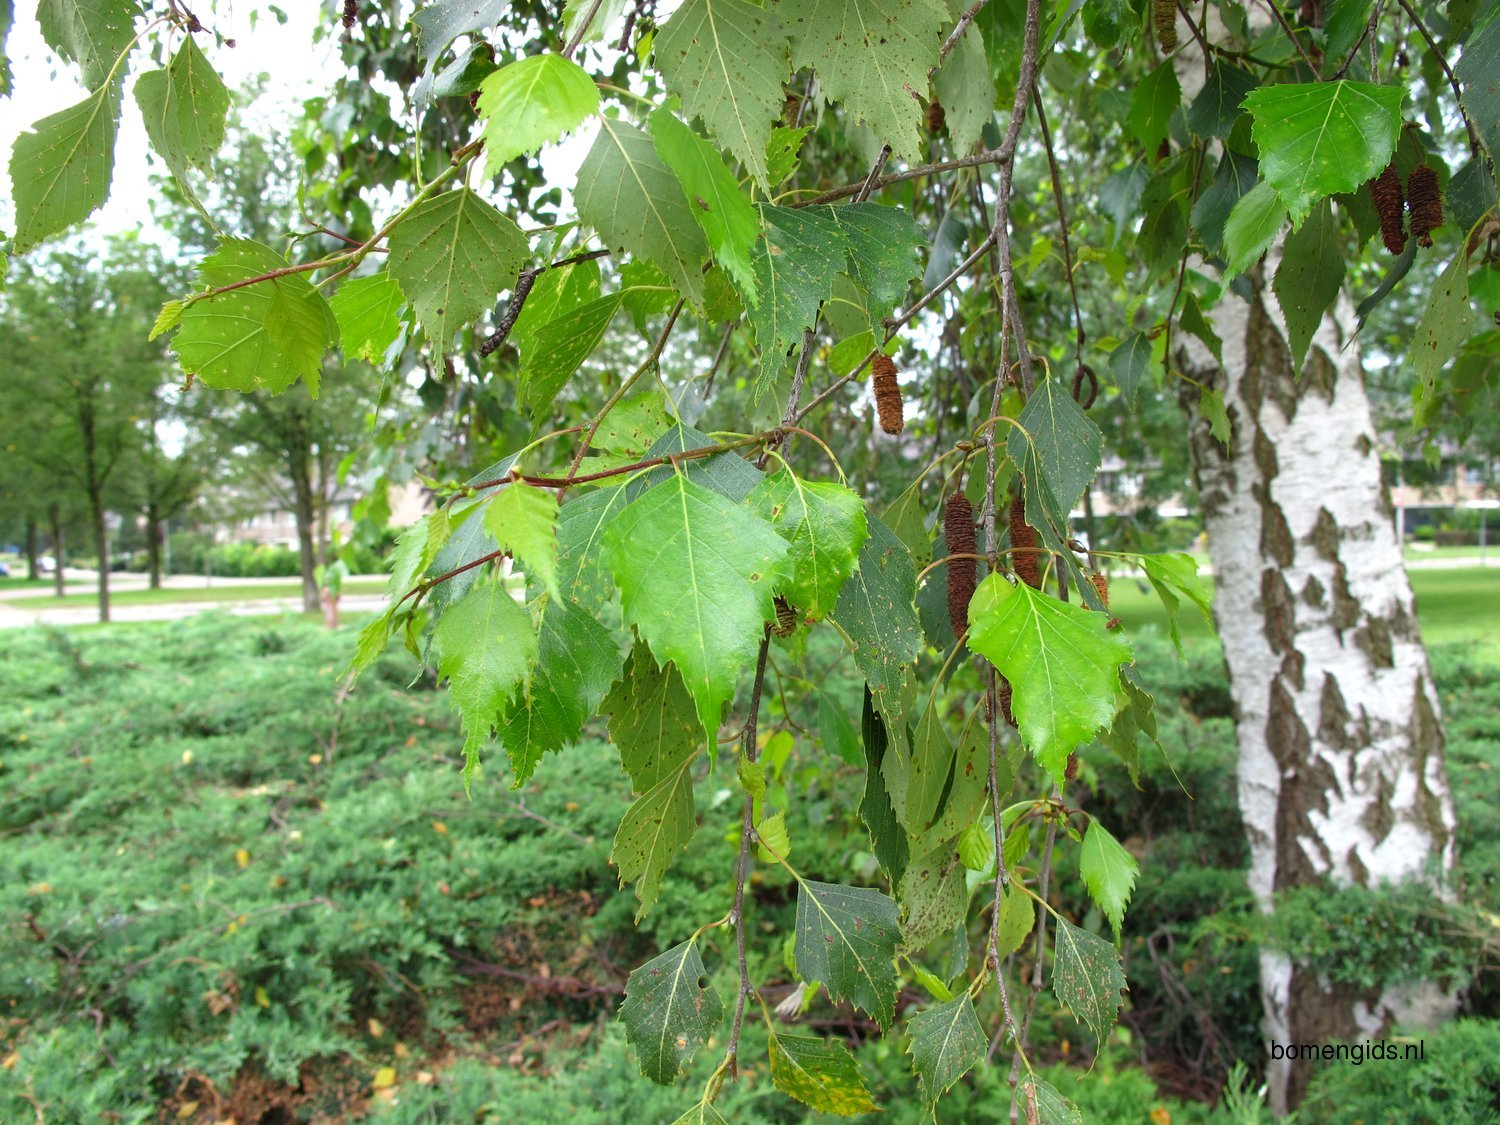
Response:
25,516,39,580
1181,266,1458,1111
49,504,65,599
89,491,110,624
146,503,163,590
289,457,320,614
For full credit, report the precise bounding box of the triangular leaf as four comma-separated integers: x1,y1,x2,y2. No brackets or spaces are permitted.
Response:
330,273,406,367
860,688,909,885
1016,1074,1085,1125
898,845,967,952
611,756,698,917
831,514,923,706
174,238,336,394
1079,819,1139,942
604,473,790,735
1050,915,1127,1052
604,644,703,793
967,575,1133,785
907,995,985,1106
1186,61,1256,140
134,37,229,184
1008,375,1104,516
37,0,137,90
620,939,724,1085
750,205,847,397
575,117,710,306
518,293,624,416
9,80,122,252
409,0,506,114
794,880,901,1029
1138,552,1214,653
1221,180,1288,281
744,470,867,621
769,1033,878,1117
932,18,994,154
820,202,926,337
556,485,632,613
476,54,599,177
387,187,529,351
433,580,538,784
1126,60,1180,155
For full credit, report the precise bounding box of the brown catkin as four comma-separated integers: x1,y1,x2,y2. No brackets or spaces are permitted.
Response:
871,353,904,435
1407,164,1444,248
1009,495,1041,588
944,494,977,638
1090,570,1110,610
1369,163,1406,255
342,0,358,29
1153,0,1178,51
998,675,1017,728
926,99,946,134
773,596,797,637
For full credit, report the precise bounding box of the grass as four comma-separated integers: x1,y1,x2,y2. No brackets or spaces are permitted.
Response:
0,579,387,609
1108,566,1500,665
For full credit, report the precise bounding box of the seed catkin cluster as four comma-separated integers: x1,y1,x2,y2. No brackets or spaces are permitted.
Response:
1090,570,1110,610
1009,495,1041,588
1153,0,1178,51
342,0,358,29
1369,163,1406,255
871,353,904,435
927,99,946,134
773,596,797,637
1407,164,1444,247
998,675,1017,728
943,494,977,638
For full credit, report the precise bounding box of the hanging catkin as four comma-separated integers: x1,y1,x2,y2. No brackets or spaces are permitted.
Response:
871,353,904,435
773,596,798,637
342,0,358,29
998,675,1017,728
1090,570,1110,610
1009,495,1041,588
1369,163,1406,255
1407,164,1444,248
944,494,977,638
926,99,946,134
1153,0,1178,51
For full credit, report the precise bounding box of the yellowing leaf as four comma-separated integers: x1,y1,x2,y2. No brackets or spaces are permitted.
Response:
235,848,250,868
254,986,270,1008
769,1033,878,1116
372,1066,397,1089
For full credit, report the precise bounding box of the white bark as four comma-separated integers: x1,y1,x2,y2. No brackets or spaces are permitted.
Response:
1182,252,1457,1111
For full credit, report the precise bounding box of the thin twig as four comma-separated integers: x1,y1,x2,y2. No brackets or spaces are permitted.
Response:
1391,0,1482,157
562,0,606,58
937,0,991,65
796,146,1015,207
1030,89,1084,358
727,630,773,1075
1256,0,1317,71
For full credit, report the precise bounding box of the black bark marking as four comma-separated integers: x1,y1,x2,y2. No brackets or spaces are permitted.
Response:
1301,573,1326,608
1261,568,1298,655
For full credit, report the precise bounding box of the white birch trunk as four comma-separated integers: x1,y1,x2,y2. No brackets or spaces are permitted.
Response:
1180,258,1458,1110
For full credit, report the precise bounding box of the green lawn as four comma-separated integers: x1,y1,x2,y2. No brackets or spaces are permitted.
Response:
1109,566,1500,665
0,579,387,609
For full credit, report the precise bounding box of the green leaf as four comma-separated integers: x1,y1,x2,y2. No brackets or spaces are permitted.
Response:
769,1033,878,1117
794,880,901,1029
654,0,792,192
1108,332,1156,407
994,882,1034,959
745,470,867,621
832,514,923,705
133,37,228,184
482,482,560,601
174,238,336,394
410,0,505,113
430,40,498,98
562,0,632,44
1200,386,1231,445
860,688,909,884
557,486,632,613
967,575,1134,785
756,810,791,862
620,939,724,1085
330,273,406,366
765,125,811,186
1079,819,1139,942
907,995,985,1106
1008,374,1104,515
603,644,702,792
750,205,846,397
1410,252,1476,428
499,600,619,784
649,108,761,306
611,756,697,917
518,293,625,416
1456,15,1500,167
1016,1074,1084,1125
37,0,136,90
476,54,599,177
781,0,947,162
1243,81,1404,226
1179,292,1223,364
933,18,994,154
918,717,990,850
433,580,539,784
1126,60,1180,155
8,81,121,253
386,187,529,351
576,117,710,307
631,422,765,502
1185,62,1256,139
603,474,790,735
150,299,183,342
669,1101,730,1125
349,612,395,680
1222,180,1288,281
898,845,967,952
1324,0,1376,63
1192,148,1259,256
821,202,926,337
511,256,601,354
903,700,955,835
1139,552,1214,652
1050,915,1127,1051
593,392,673,465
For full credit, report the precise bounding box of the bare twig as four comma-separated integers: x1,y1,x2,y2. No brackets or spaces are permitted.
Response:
1391,0,1482,157
1031,89,1084,358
